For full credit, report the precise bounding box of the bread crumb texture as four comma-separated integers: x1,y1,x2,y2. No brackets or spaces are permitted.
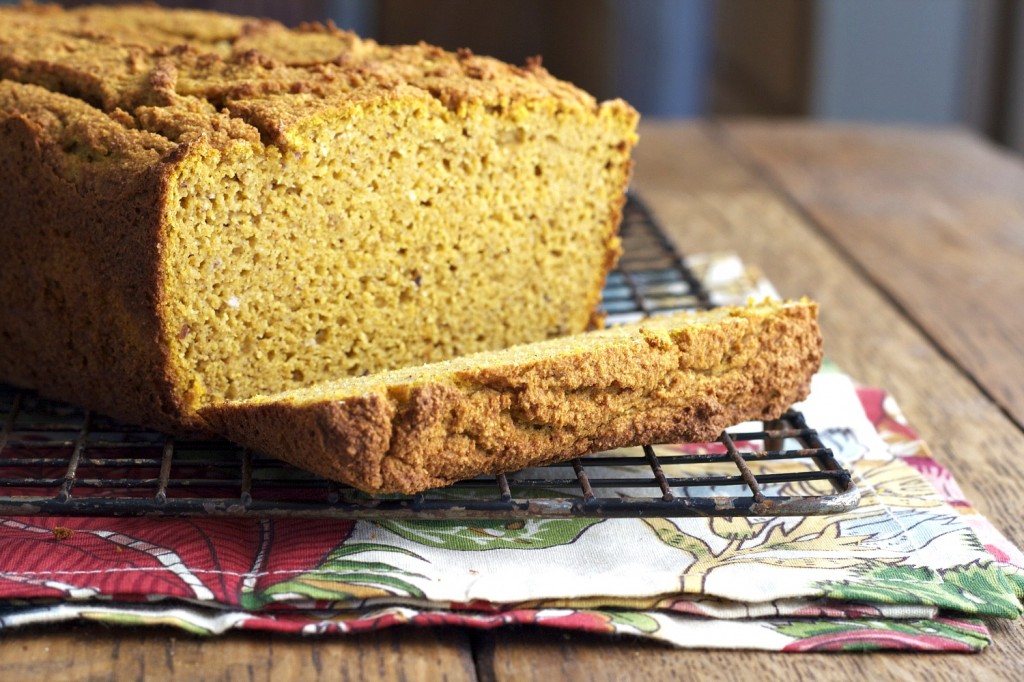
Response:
201,299,823,494
0,5,638,433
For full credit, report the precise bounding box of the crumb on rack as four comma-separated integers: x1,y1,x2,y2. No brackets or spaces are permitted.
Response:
52,526,74,541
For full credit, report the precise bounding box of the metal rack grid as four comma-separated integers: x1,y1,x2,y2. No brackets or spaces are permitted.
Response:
0,197,858,519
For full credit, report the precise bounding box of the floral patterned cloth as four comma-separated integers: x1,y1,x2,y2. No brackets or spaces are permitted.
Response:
1,255,1021,652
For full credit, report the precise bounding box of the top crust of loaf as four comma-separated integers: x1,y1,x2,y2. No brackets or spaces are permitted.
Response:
200,300,824,494
0,4,636,151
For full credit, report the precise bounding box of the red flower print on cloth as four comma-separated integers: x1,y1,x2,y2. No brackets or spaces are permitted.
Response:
0,517,353,603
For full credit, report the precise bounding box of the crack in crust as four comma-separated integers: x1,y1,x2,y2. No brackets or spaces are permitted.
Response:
0,4,609,150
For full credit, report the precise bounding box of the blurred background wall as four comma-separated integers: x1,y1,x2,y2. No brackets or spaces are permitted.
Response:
5,0,1024,152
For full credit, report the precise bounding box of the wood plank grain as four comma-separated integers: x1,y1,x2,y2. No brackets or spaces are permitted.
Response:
0,625,477,682
720,122,1024,430
485,627,1024,682
487,121,1024,681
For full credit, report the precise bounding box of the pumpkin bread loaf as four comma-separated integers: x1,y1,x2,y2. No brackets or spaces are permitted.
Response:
201,299,823,494
0,4,638,434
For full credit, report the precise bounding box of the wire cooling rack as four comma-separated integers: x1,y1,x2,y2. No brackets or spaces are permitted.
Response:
0,197,858,519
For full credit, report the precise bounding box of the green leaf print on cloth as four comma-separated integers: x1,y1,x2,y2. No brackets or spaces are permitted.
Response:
816,561,1022,618
241,543,427,610
605,609,661,634
378,519,603,551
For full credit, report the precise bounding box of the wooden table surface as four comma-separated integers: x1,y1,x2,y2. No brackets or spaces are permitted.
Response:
3,121,1023,680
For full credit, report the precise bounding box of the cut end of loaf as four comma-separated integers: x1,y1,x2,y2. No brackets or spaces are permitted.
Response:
161,93,637,413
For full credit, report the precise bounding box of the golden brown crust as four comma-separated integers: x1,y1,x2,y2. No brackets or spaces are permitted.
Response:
0,80,192,431
201,300,823,494
0,4,619,149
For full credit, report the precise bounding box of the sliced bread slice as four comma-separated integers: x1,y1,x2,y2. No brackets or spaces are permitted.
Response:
200,299,822,494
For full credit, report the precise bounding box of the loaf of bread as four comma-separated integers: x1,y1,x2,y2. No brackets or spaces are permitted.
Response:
0,5,638,434
201,300,823,494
